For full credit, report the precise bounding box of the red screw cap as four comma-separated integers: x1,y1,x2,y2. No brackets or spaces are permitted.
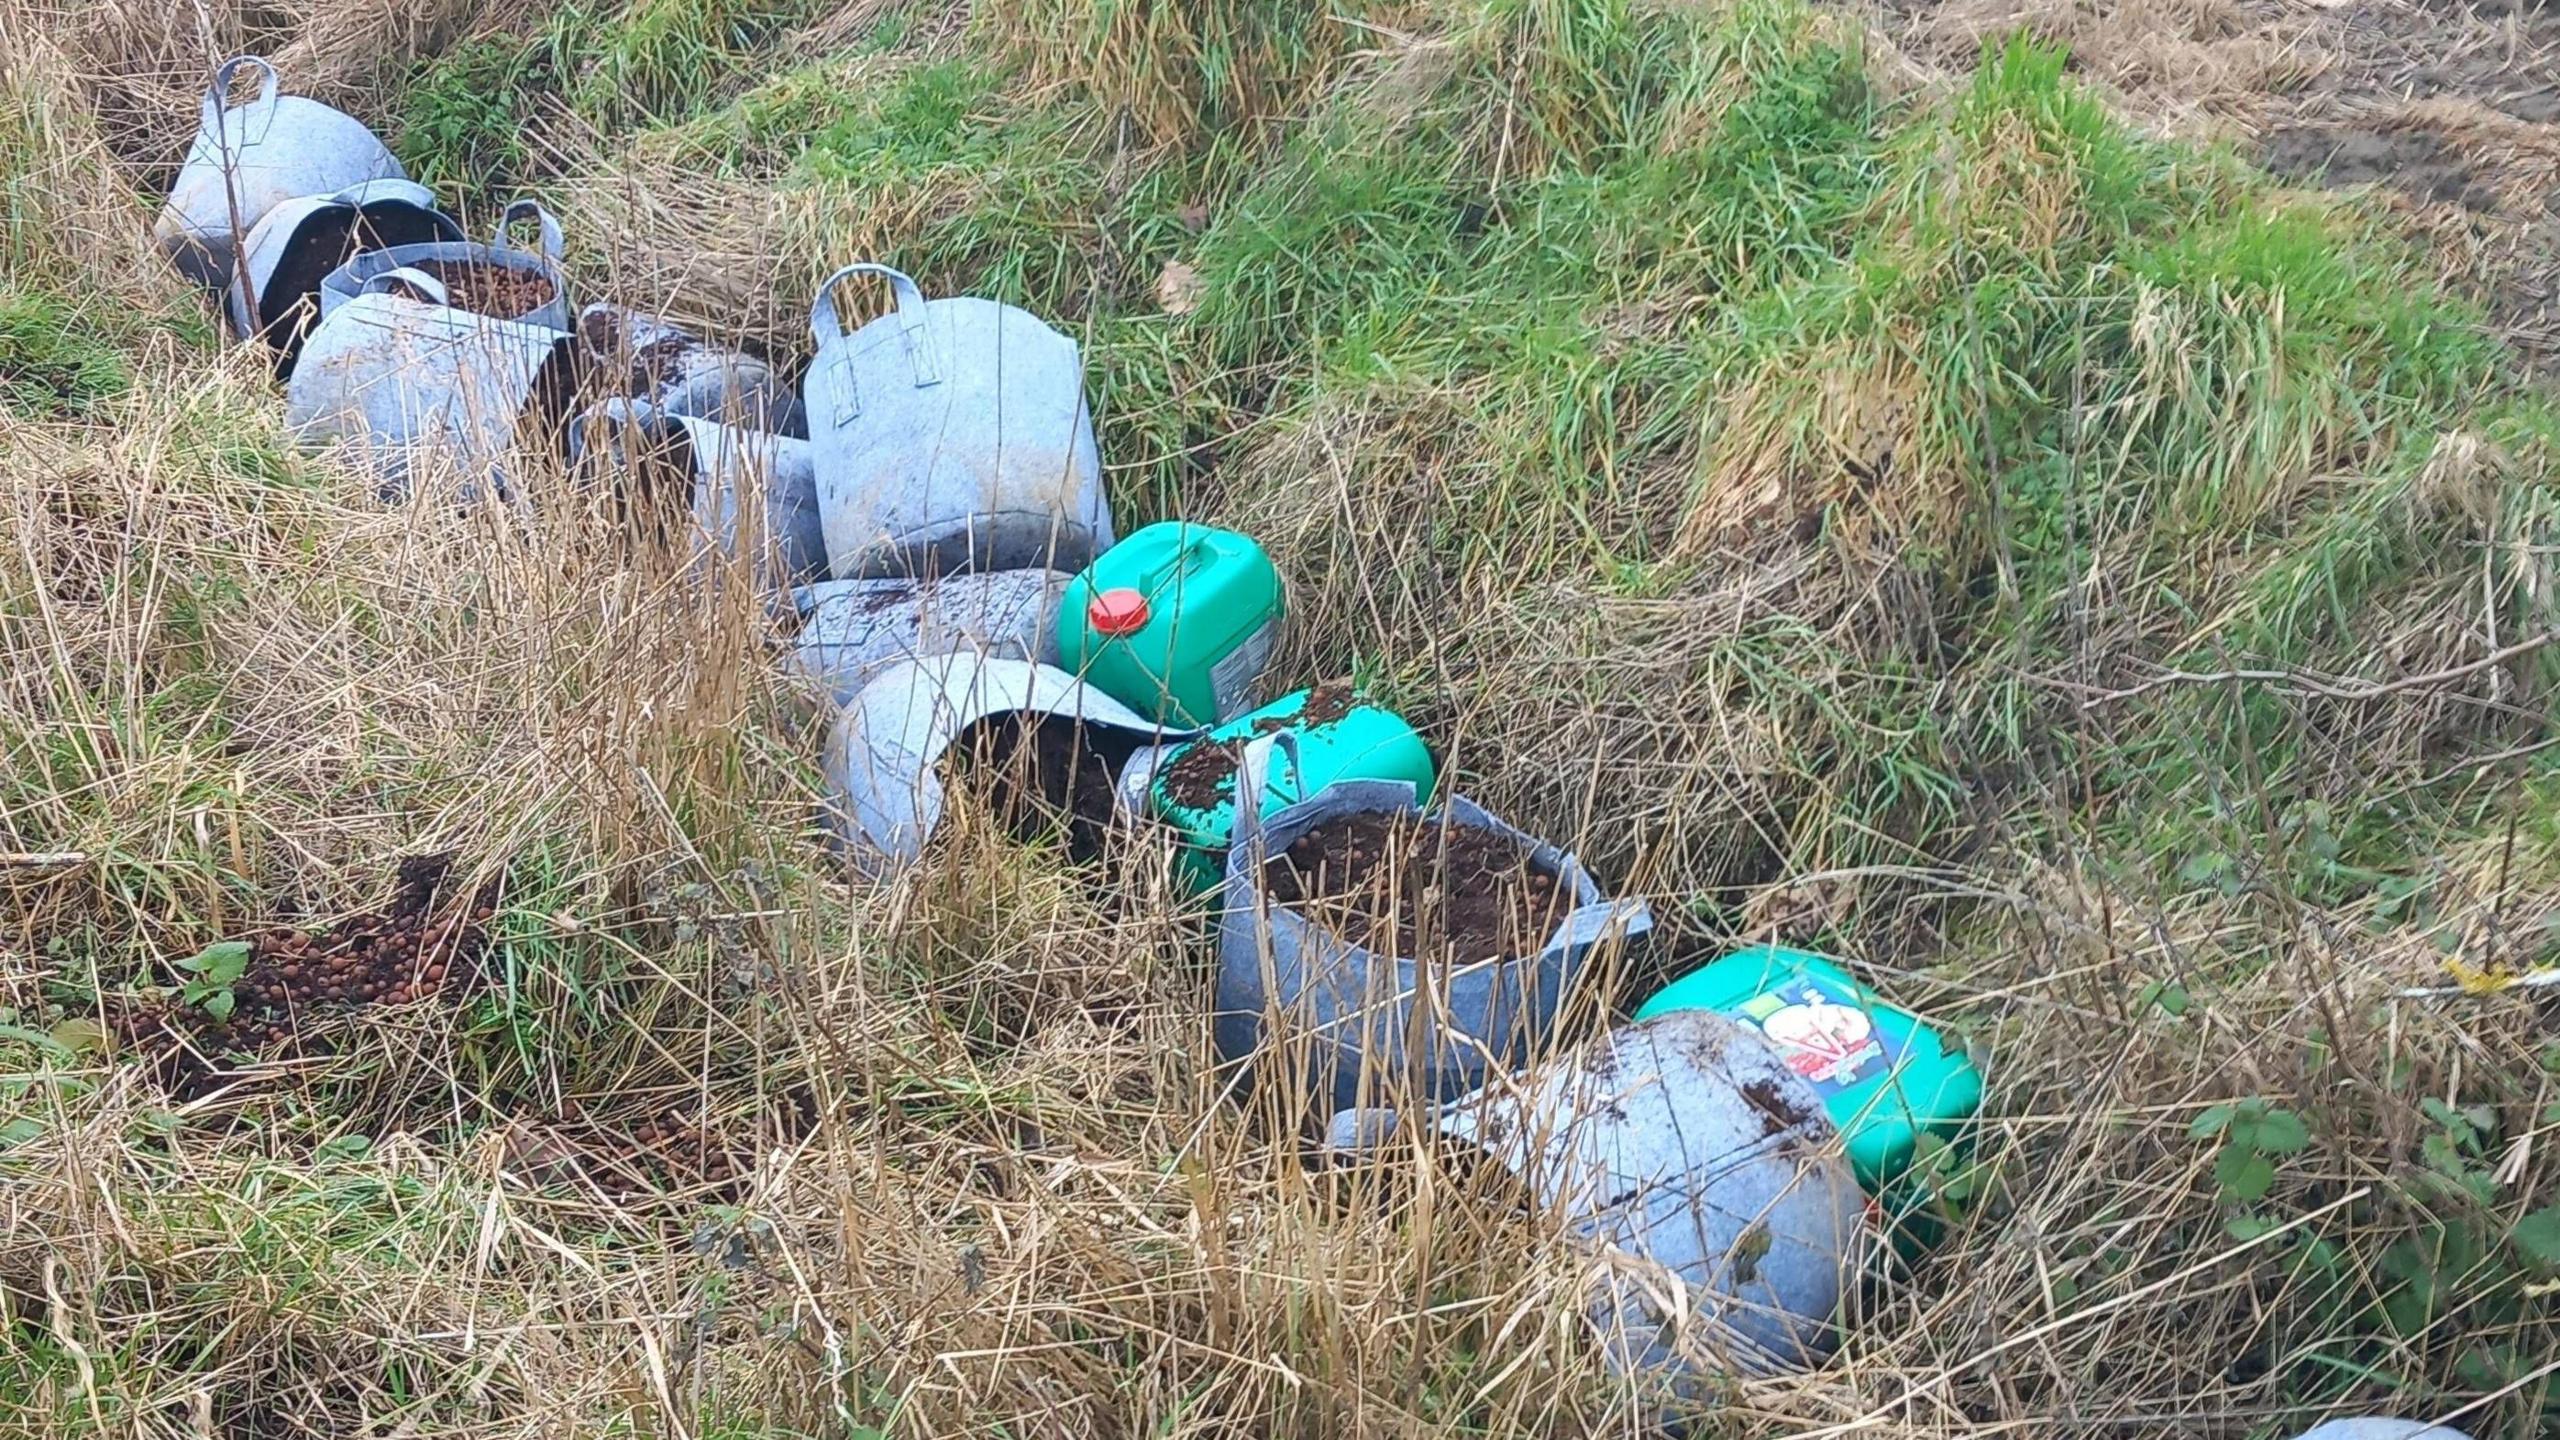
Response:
1088,587,1152,637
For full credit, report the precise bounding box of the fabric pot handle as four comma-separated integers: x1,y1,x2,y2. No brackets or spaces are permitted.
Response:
360,266,451,306
203,55,282,148
809,263,944,425
492,199,566,261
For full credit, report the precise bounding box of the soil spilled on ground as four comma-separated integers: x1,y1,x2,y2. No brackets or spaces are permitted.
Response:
942,714,1132,861
398,258,557,319
1262,812,1570,964
1159,678,1362,811
118,853,500,1098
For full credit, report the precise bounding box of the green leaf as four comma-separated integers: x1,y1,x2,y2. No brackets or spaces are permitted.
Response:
2421,1132,2465,1176
2215,1145,2276,1202
2188,1103,2236,1140
48,1018,108,1055
2290,1235,2344,1277
0,1117,41,1147
2224,1212,2277,1241
315,1134,373,1162
0,1023,68,1056
200,990,234,1022
179,940,251,986
2416,1096,2478,1142
2512,1206,2560,1269
2228,1105,2309,1156
2179,850,2234,889
2138,980,2189,1017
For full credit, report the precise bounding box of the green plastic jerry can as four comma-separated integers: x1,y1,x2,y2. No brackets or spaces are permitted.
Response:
1146,684,1436,893
1057,521,1284,727
1634,946,1983,1219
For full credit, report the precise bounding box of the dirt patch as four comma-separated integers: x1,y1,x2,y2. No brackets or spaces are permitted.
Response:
498,1108,747,1201
28,482,122,606
942,714,1131,861
1159,679,1364,811
118,854,499,1098
1262,812,1570,965
1740,1077,1816,1138
399,258,556,319
2259,124,2499,212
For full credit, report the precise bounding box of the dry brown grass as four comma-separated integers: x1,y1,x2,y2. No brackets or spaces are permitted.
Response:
3,2,2557,1438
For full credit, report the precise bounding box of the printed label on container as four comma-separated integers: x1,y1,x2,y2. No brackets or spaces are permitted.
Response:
1207,618,1278,722
1734,981,1896,1096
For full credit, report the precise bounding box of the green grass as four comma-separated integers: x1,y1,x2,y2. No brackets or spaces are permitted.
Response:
397,0,825,193
0,286,131,418
395,35,554,193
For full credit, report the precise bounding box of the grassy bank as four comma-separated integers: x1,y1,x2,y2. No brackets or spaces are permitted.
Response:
2,0,2555,1435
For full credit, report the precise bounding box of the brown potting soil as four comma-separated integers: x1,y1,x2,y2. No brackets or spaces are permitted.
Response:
1159,736,1246,811
1297,678,1358,726
1261,812,1570,965
942,714,1127,861
1158,677,1364,812
1740,1077,1815,1138
575,308,701,398
119,853,500,1098
406,258,556,319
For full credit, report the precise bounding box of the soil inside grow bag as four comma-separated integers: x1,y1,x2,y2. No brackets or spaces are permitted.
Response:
1262,813,1570,965
942,714,1132,861
1159,678,1361,811
401,258,556,318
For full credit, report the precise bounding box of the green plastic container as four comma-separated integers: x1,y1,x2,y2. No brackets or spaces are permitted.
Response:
1147,685,1436,893
1057,522,1283,727
1634,946,1982,1211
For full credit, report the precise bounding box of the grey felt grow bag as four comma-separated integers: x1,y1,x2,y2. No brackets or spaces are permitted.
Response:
1215,751,1652,1114
571,399,826,591
1326,1011,1866,1398
804,263,1113,578
790,571,1065,708
156,56,405,291
286,269,578,502
318,199,571,331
